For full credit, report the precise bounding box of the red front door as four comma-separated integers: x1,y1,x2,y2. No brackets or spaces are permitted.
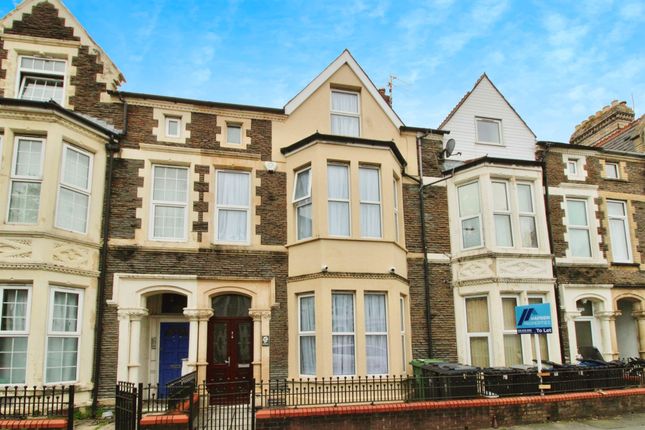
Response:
206,317,253,383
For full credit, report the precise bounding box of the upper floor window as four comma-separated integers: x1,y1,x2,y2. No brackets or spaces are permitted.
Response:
475,118,501,145
294,168,312,240
567,159,578,176
607,200,632,263
359,166,381,238
492,180,513,247
55,145,92,234
8,137,44,224
215,170,250,244
151,165,188,241
327,164,350,237
604,162,619,179
226,124,242,145
165,116,181,138
46,288,82,384
393,178,400,243
18,57,65,104
517,183,538,248
0,285,30,385
458,181,482,249
566,198,591,258
331,90,360,137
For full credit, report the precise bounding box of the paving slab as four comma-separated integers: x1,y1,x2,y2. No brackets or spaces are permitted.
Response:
499,412,645,430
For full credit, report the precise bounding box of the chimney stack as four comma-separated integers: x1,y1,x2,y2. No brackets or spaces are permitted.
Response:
377,88,392,107
569,100,635,146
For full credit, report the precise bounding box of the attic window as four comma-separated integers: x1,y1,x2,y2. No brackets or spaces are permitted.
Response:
475,118,502,145
18,57,66,104
331,90,360,137
604,162,619,179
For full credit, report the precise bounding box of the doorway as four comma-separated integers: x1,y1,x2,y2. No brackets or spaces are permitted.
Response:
206,294,253,383
158,322,190,396
616,299,640,360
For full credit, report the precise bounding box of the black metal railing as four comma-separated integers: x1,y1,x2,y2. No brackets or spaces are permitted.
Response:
0,385,74,429
196,380,255,430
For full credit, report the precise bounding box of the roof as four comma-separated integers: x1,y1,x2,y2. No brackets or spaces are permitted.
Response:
280,132,407,167
115,91,285,115
537,140,645,159
593,116,642,152
438,73,536,137
0,97,121,137
284,50,404,128
1,0,125,85
400,126,450,135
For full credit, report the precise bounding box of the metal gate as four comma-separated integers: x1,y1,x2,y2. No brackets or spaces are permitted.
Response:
195,380,255,430
115,382,138,430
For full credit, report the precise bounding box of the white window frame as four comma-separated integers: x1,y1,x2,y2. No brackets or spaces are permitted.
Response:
567,160,578,176
332,292,356,376
330,89,360,137
165,116,182,138
327,163,351,237
606,200,632,263
7,136,45,225
574,299,600,355
475,117,503,145
359,166,382,239
293,167,312,241
214,170,251,245
364,292,388,376
393,177,400,243
226,123,242,145
604,162,619,179
516,181,538,248
458,181,483,250
465,295,492,367
149,165,189,242
16,56,67,104
492,180,513,247
298,294,316,377
565,198,592,258
501,295,524,365
400,296,406,373
55,144,93,234
0,285,31,386
45,287,83,384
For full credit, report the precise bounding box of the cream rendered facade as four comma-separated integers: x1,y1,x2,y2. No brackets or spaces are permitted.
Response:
0,104,113,404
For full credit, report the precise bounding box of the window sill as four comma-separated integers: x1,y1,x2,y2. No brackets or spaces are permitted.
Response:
475,141,504,147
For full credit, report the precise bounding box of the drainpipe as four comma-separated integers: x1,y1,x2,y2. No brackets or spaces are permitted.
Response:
539,143,567,363
91,97,127,417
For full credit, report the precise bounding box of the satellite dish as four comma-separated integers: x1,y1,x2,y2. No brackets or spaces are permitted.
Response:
445,139,456,157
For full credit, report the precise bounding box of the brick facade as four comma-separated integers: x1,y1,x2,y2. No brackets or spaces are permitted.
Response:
4,2,79,41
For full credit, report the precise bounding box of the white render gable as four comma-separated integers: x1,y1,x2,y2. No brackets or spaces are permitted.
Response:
439,74,536,161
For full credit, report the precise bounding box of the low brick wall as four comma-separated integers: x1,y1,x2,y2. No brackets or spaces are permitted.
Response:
256,388,645,430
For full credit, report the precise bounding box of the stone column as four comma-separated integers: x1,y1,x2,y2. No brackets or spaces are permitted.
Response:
598,311,619,361
563,311,581,361
249,309,272,381
184,309,210,373
195,309,213,383
634,311,645,359
126,308,149,383
116,309,131,382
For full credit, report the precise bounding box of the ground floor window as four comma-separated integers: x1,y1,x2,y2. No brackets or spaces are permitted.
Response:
466,296,490,367
502,296,523,365
0,286,30,385
46,287,82,384
332,293,355,375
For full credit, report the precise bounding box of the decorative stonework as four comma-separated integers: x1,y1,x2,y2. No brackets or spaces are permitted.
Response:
457,260,492,280
183,308,213,321
52,242,89,268
497,259,549,277
249,309,271,321
0,238,32,260
287,271,408,284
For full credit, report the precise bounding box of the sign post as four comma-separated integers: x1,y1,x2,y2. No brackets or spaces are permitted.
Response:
515,303,553,372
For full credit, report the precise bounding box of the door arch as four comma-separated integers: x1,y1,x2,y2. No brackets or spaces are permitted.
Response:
207,294,253,382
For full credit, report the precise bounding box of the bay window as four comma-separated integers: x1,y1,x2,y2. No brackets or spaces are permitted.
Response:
46,288,82,383
293,168,312,240
327,164,350,237
393,178,400,242
365,293,388,375
332,293,355,375
0,286,30,385
359,166,381,238
458,182,482,249
8,137,44,224
331,90,360,137
299,295,316,376
215,170,250,243
55,144,92,233
466,296,490,367
566,199,592,257
607,200,631,263
151,165,188,241
492,180,513,247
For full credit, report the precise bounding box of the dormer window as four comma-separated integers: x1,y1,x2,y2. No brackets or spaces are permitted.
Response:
475,118,502,145
17,57,66,104
331,90,360,137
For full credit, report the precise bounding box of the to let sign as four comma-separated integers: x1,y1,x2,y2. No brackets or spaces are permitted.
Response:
515,303,553,334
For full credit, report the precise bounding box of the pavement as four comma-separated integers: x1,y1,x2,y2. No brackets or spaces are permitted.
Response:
74,420,114,430
498,412,645,430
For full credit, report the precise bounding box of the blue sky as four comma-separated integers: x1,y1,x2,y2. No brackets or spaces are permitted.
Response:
4,0,644,141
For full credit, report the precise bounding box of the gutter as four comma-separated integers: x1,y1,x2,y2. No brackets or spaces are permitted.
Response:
91,97,126,417
539,143,567,363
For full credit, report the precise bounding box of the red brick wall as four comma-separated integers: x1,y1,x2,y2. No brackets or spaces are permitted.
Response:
256,389,645,430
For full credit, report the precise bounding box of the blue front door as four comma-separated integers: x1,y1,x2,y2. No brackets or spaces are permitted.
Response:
158,322,190,396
